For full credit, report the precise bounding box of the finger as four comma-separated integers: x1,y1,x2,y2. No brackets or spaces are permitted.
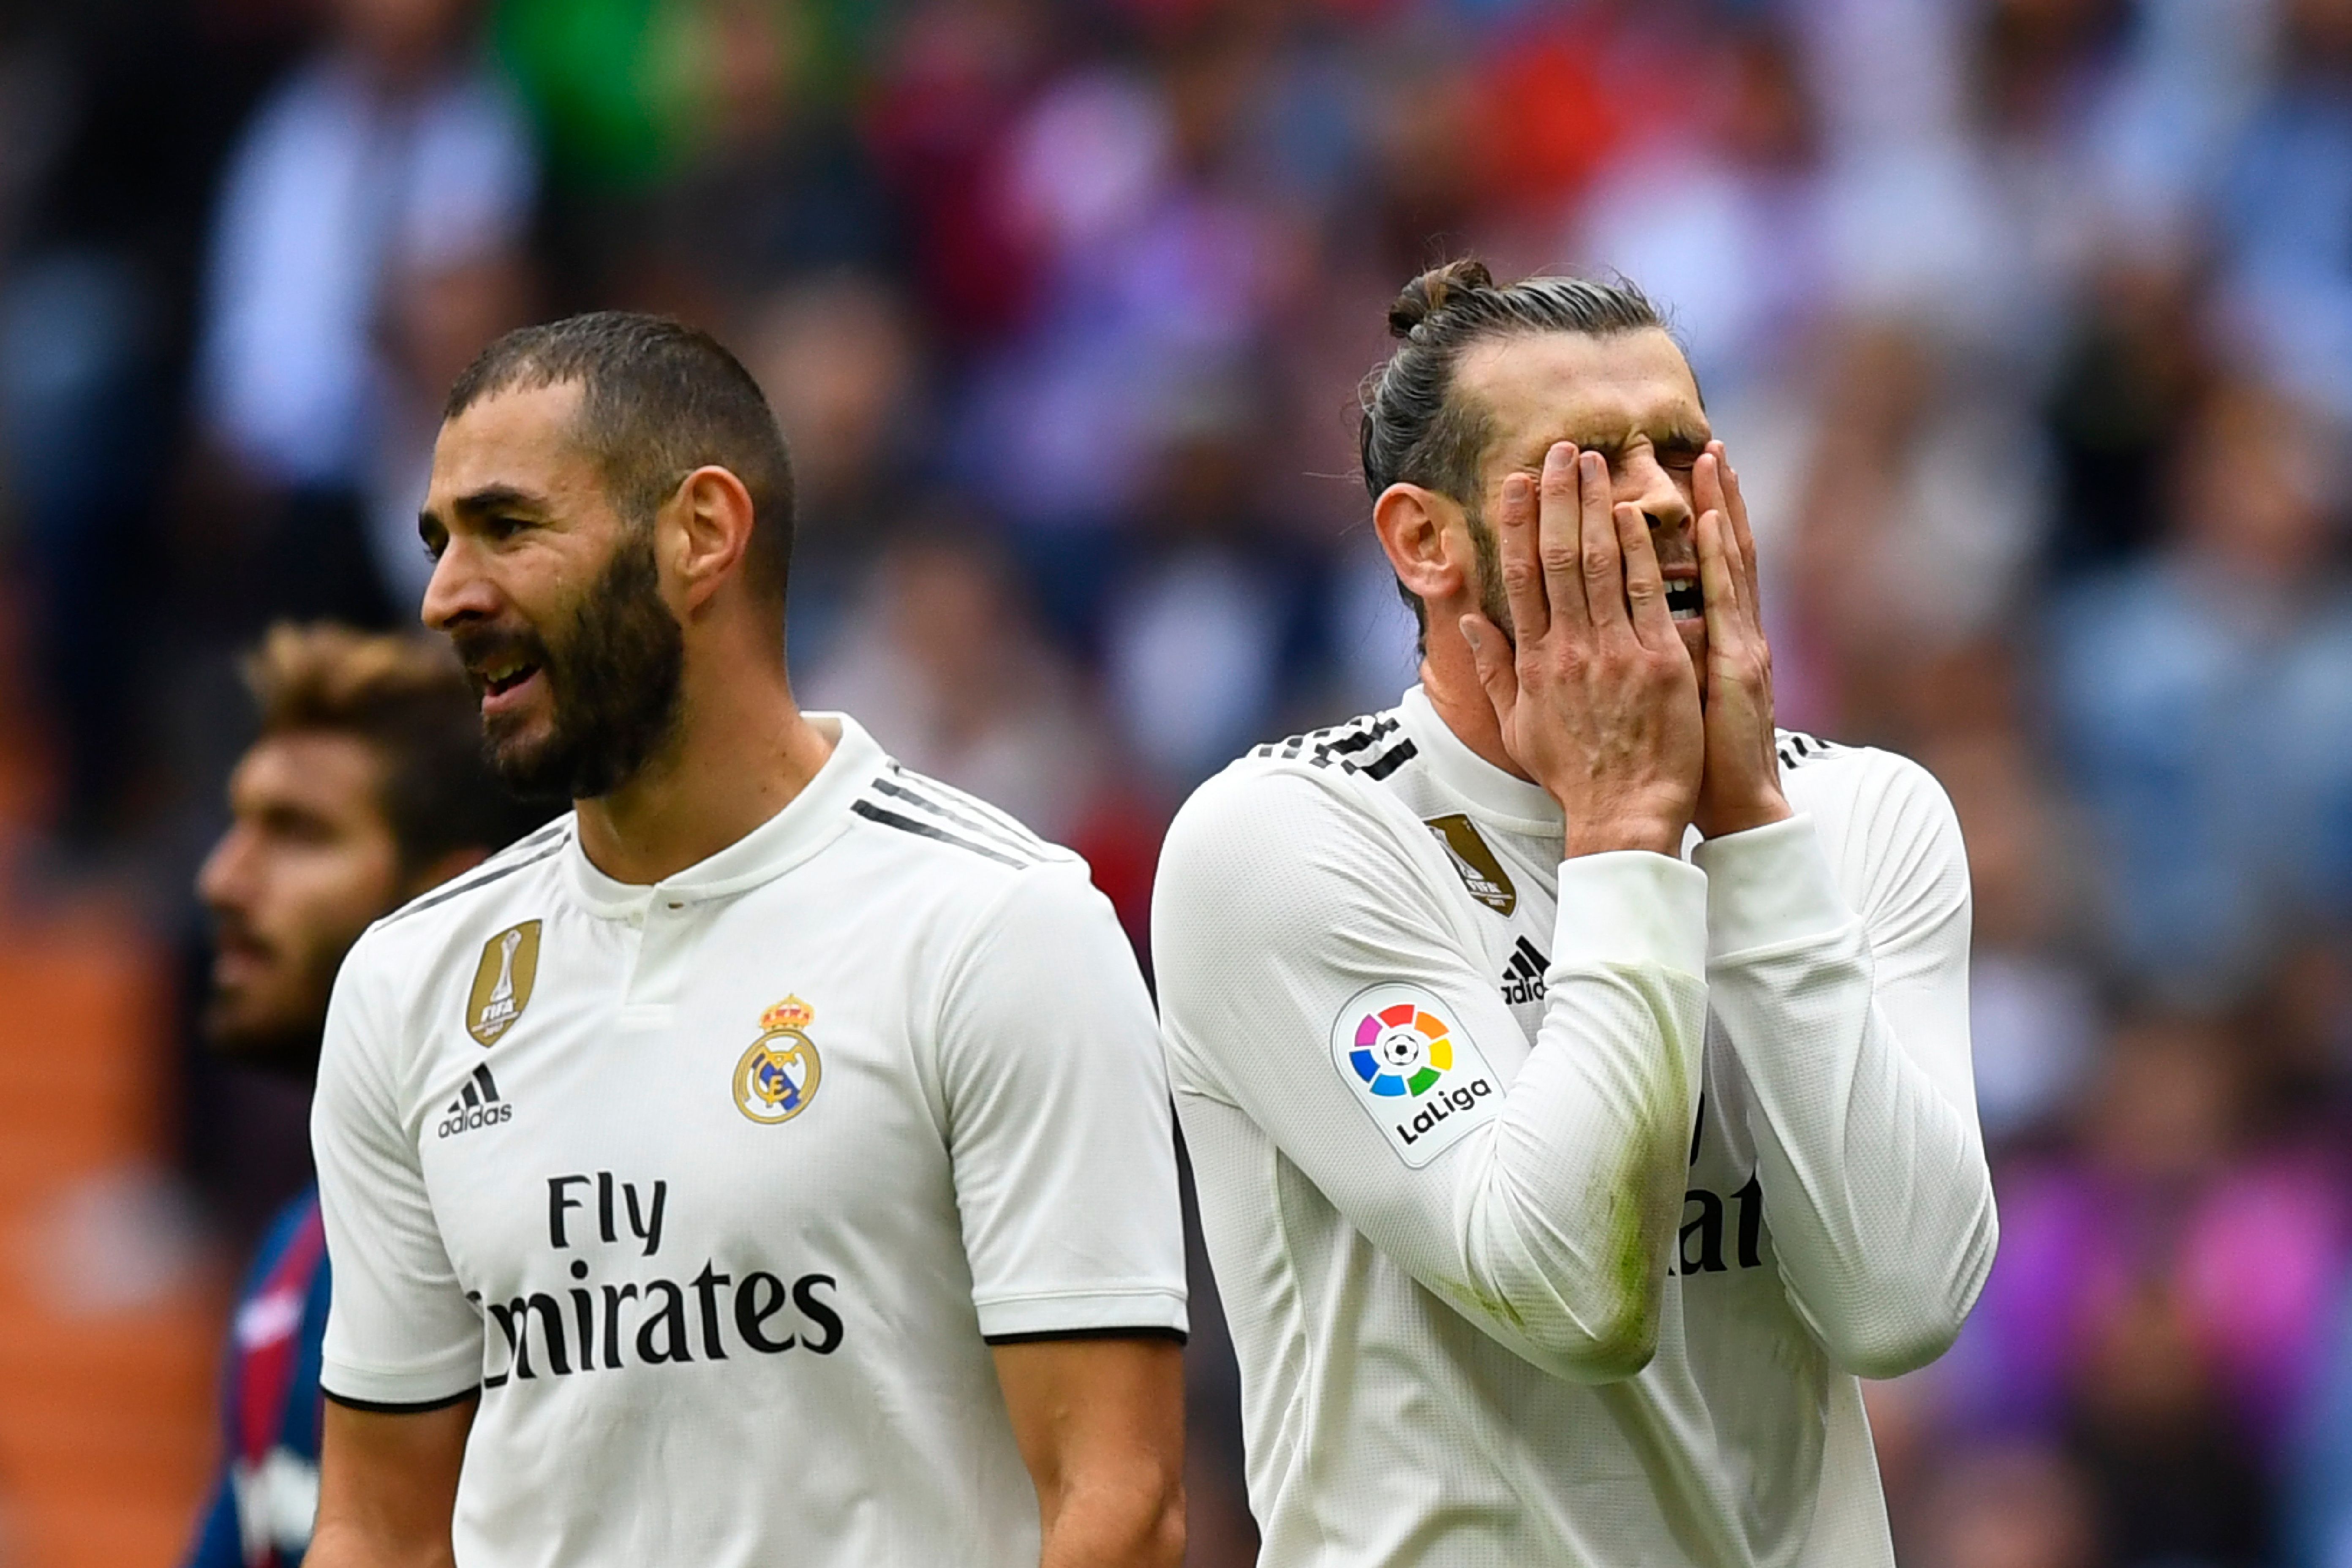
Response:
1538,443,1591,636
1579,451,1631,634
1494,471,1548,645
1720,453,1761,611
1716,496,1755,628
1617,501,1676,650
1696,507,1743,651
1459,613,1520,725
1695,445,1727,527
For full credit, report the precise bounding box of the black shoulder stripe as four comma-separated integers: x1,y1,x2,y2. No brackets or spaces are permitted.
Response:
509,816,572,852
885,766,1054,855
1359,739,1418,780
850,800,1030,868
868,779,1043,861
1323,716,1400,756
1775,729,1840,772
381,839,567,926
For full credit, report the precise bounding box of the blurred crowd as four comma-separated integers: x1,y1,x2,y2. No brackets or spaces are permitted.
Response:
3,0,2352,1563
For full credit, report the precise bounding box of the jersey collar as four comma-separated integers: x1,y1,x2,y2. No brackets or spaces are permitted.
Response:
564,712,882,915
1399,685,1563,833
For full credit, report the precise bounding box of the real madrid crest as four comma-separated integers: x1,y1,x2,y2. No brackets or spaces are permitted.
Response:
735,995,822,1125
467,920,541,1046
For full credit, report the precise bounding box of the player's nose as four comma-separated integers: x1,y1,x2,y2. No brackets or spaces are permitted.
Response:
421,538,501,633
1621,450,1693,545
196,825,253,917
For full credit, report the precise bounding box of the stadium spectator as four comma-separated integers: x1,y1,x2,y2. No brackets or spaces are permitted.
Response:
193,0,535,625
2048,376,2352,997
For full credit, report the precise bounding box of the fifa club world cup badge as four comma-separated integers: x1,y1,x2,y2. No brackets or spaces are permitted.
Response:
468,921,542,1046
735,995,823,1125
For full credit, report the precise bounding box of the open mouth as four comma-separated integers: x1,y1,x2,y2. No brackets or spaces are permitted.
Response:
1664,579,1702,621
479,656,541,699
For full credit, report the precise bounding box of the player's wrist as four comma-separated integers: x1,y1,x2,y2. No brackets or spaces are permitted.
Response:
1561,813,1688,859
1693,789,1792,840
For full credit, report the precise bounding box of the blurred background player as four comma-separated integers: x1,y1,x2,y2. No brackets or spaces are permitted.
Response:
185,623,549,1568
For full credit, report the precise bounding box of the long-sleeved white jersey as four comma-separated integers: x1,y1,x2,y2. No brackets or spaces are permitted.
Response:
1153,685,1998,1567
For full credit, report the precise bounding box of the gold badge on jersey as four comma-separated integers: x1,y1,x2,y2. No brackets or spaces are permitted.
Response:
1424,814,1517,915
466,920,542,1046
735,995,822,1125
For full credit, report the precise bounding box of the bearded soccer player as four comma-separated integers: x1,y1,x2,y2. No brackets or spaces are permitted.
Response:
187,624,548,1568
1153,262,1997,1565
305,314,1188,1568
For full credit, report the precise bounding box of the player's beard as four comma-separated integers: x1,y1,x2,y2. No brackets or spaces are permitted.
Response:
467,527,687,803
1464,500,1514,643
201,908,357,1079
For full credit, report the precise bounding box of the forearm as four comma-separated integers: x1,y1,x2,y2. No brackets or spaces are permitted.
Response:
1037,1472,1185,1568
1442,852,1709,1377
307,1399,471,1568
299,1520,457,1568
1699,818,1995,1376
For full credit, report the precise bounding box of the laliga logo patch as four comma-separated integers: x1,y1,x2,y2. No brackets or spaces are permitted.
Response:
735,995,823,1125
468,921,541,1046
1330,983,1498,1168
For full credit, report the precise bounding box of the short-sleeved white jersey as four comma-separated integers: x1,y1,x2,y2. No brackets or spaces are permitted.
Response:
1154,686,1997,1567
313,713,1188,1568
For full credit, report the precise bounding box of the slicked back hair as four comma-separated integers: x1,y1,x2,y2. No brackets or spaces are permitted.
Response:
444,312,797,605
1359,261,1667,635
244,623,551,872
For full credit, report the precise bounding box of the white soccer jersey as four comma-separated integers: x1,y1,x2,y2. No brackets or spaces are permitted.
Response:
313,713,1188,1568
1154,686,1998,1567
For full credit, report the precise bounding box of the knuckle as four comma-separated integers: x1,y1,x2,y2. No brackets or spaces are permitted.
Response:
1540,544,1579,574
1582,548,1613,577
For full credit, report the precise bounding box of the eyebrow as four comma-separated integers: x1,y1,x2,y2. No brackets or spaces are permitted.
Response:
419,483,550,540
447,484,547,517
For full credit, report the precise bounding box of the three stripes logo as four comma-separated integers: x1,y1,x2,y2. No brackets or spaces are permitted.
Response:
1499,937,1548,1007
438,1065,513,1139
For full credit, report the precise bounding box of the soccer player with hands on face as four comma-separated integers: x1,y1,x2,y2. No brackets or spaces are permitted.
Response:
1154,261,1997,1566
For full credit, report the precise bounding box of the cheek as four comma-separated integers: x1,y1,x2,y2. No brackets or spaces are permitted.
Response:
279,850,403,957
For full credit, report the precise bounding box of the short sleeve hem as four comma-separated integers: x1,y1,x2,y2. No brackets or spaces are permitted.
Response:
319,1349,482,1410
974,1288,1190,1342
1689,814,1851,959
1552,850,1709,978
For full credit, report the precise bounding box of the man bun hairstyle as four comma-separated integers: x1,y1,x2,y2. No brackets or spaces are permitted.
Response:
244,623,552,872
1360,261,1667,634
444,311,797,605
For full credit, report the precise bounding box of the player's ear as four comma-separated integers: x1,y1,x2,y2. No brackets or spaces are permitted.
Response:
1373,482,1465,607
666,465,757,615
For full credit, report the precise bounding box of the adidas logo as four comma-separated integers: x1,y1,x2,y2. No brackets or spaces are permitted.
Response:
438,1064,513,1139
1499,937,1548,1006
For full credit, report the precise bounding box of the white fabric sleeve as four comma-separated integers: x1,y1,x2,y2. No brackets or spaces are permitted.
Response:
1690,764,1998,1380
313,937,485,1407
1153,767,1710,1383
935,862,1190,1342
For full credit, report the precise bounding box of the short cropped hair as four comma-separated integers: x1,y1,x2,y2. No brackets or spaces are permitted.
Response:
444,312,797,603
244,623,549,871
